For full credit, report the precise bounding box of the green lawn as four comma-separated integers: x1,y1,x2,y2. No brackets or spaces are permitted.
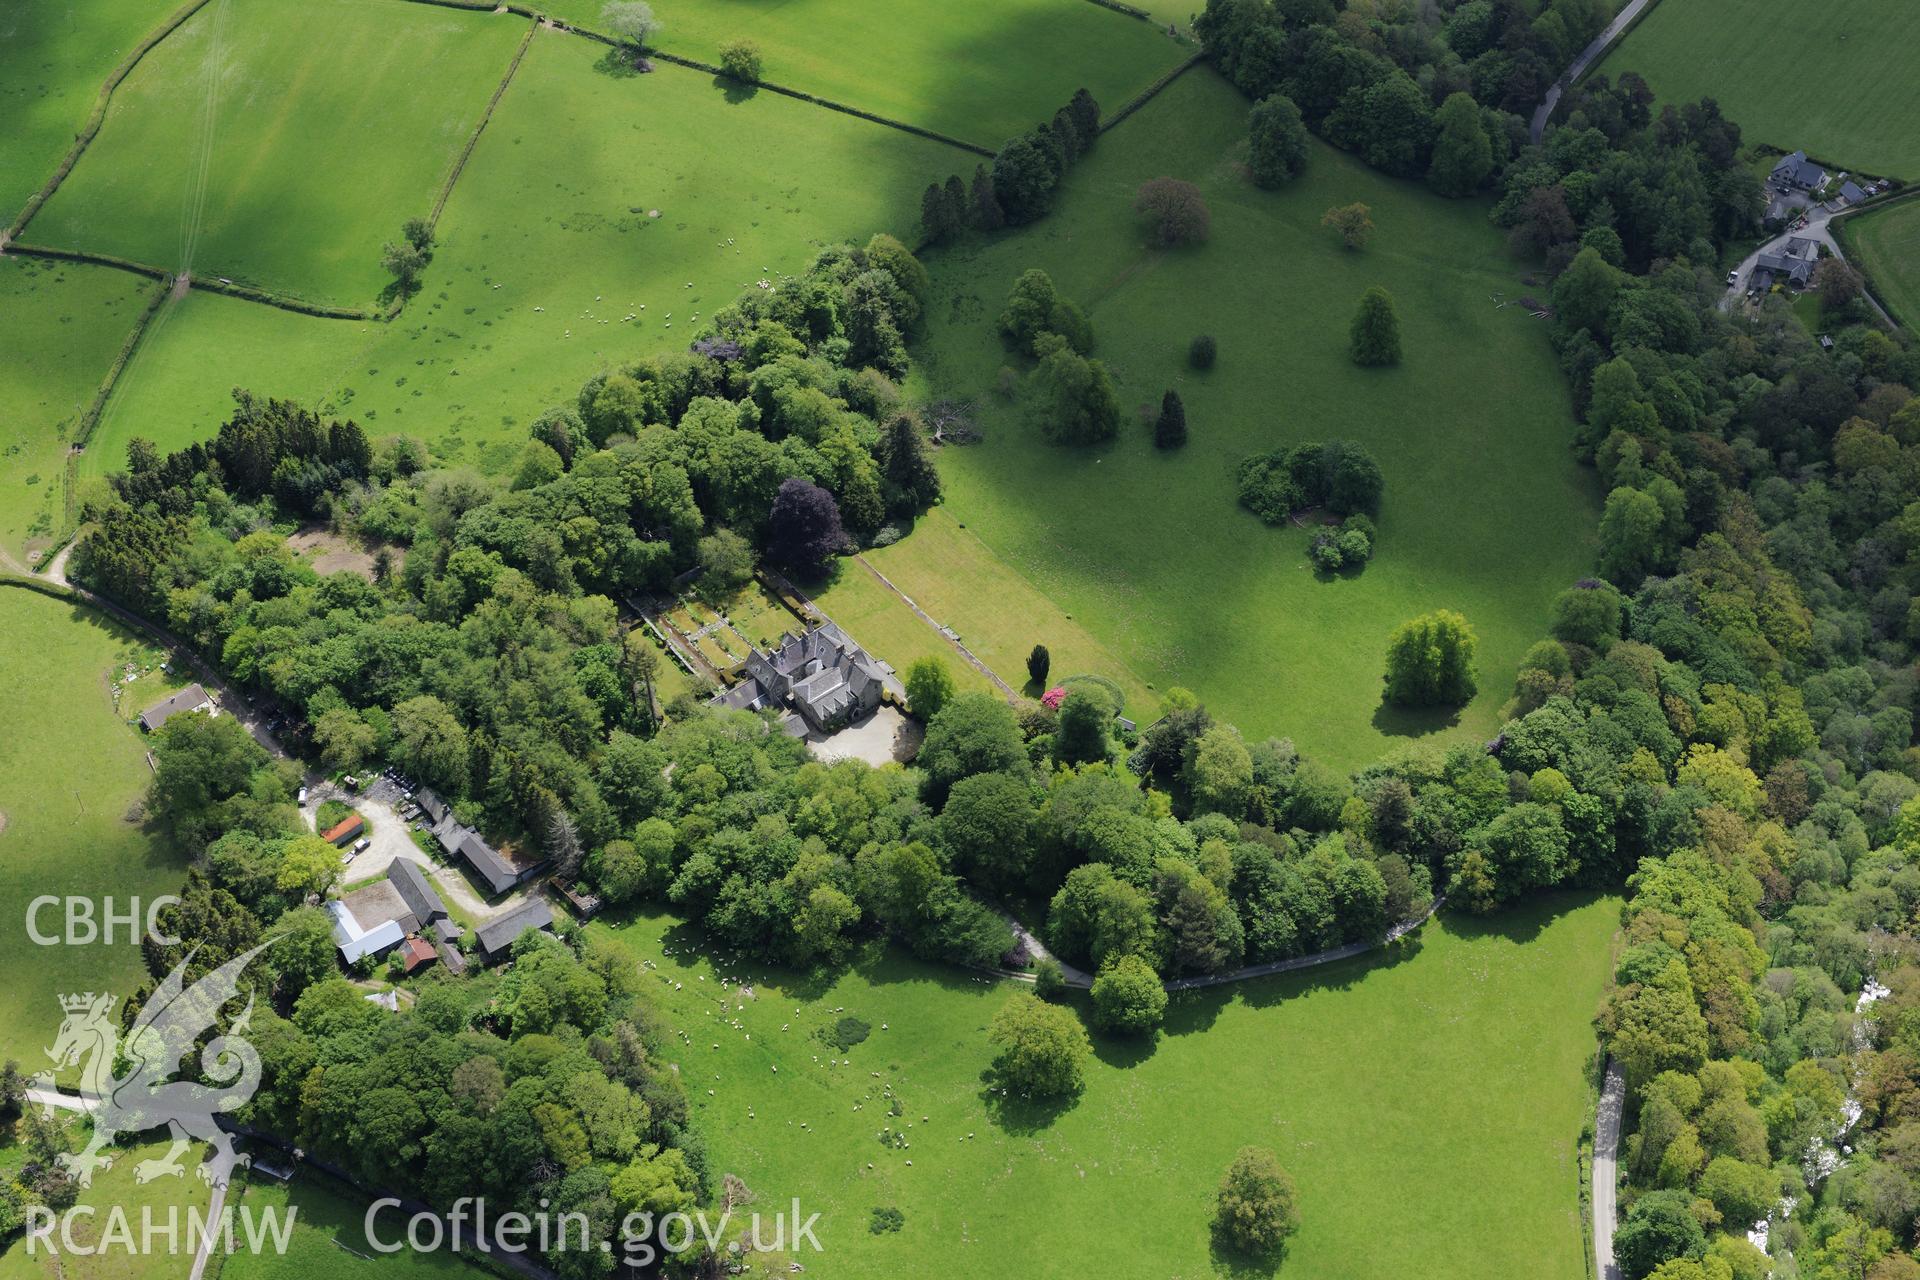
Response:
912,69,1598,769
0,1137,214,1280
538,0,1186,147
28,0,529,306
814,507,1155,708
88,31,957,473
0,586,191,1068
222,1172,489,1280
0,255,153,565
0,0,175,226
1596,0,1920,176
1843,197,1920,331
598,892,1617,1279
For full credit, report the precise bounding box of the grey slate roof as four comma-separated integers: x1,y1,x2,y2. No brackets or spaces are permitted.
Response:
387,858,447,926
712,622,888,732
475,898,555,961
1840,180,1868,204
414,788,450,826
139,683,213,732
1771,150,1826,189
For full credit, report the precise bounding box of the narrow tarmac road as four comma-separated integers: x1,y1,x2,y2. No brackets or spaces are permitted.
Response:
1530,0,1654,142
1594,1058,1625,1280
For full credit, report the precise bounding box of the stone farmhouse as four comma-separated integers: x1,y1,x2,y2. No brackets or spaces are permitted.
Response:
711,622,889,734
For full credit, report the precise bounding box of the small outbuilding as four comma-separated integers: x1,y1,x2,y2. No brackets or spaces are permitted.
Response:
322,814,366,846
398,935,437,974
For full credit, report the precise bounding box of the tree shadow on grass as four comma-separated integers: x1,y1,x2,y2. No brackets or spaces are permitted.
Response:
1208,1229,1287,1279
1089,1026,1157,1070
1442,887,1607,948
977,1065,1081,1135
594,48,639,79
1215,930,1430,1015
715,75,759,105
1370,698,1464,740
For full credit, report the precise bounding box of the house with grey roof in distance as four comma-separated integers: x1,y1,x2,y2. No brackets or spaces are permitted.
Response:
475,897,555,964
1754,234,1822,289
1770,150,1827,192
388,858,452,937
419,794,545,898
138,683,214,732
711,622,890,734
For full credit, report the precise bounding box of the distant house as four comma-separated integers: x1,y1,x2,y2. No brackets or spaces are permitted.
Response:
437,941,469,975
139,683,214,732
1755,235,1821,287
1771,150,1827,191
388,859,452,937
453,828,524,897
1838,180,1869,206
474,898,555,964
423,810,544,898
712,622,888,734
322,814,366,846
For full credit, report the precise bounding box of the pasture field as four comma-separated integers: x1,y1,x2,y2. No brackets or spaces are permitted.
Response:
0,587,193,1069
0,256,153,564
814,508,1156,708
539,0,1186,147
28,0,528,306
80,287,372,479
221,1172,488,1280
913,69,1597,769
1595,0,1920,176
0,1138,214,1280
599,892,1617,1280
0,0,176,224
1842,197,1920,331
88,32,956,473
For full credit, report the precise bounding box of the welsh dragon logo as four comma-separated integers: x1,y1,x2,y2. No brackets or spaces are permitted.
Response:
33,944,269,1188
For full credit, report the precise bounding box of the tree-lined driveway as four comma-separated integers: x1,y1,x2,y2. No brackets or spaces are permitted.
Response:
1530,0,1656,142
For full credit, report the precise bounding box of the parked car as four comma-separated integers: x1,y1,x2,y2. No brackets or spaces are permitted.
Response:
353,837,372,854
1726,270,1739,286
297,786,308,804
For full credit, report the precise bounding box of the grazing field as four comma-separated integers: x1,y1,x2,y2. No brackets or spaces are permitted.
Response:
0,1137,213,1280
913,69,1596,769
81,286,372,478
0,587,191,1072
1595,0,1920,176
538,0,1186,147
599,892,1616,1280
0,256,153,564
88,32,955,473
0,0,173,226
1842,197,1920,331
814,508,1156,708
28,0,528,306
221,1172,489,1280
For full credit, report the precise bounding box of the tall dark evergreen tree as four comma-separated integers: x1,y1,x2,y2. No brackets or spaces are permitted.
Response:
942,174,968,231
1067,88,1100,148
877,413,941,514
1155,390,1188,449
921,181,959,244
969,165,1005,230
